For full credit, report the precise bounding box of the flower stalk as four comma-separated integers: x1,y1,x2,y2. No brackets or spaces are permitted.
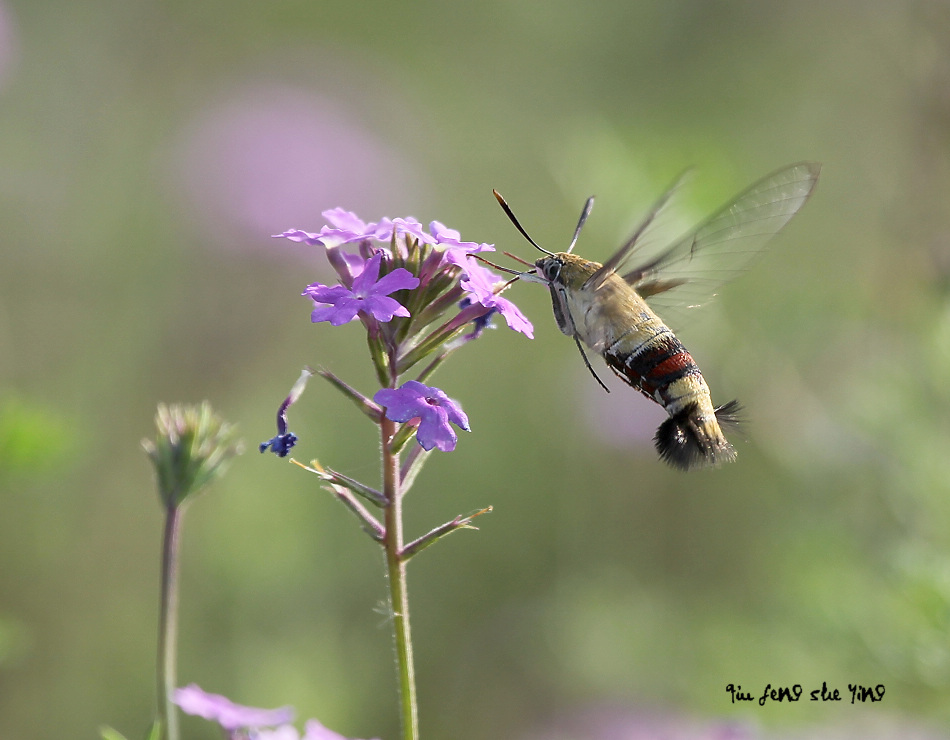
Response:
263,208,537,739
155,503,182,740
380,416,418,740
143,402,240,740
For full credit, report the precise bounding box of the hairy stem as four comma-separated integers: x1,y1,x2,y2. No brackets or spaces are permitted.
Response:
381,417,418,740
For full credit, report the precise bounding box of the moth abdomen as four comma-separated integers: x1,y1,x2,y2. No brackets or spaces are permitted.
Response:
604,327,700,401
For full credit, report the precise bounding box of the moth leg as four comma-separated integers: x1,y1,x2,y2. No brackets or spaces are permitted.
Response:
574,334,610,393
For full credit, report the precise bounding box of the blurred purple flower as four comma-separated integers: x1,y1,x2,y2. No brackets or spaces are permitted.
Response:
256,726,303,740
578,362,666,450
173,684,294,731
302,719,381,740
260,367,314,457
303,252,419,325
174,684,379,740
255,718,381,740
172,85,426,253
0,2,18,92
374,381,470,452
453,255,533,337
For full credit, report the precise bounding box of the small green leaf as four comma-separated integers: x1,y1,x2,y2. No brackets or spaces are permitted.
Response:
144,720,162,740
389,421,419,455
98,726,129,740
323,466,387,507
292,459,385,539
316,368,382,422
400,444,431,493
401,506,492,561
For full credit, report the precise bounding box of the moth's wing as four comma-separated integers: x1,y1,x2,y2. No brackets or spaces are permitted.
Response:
628,162,820,308
583,171,689,291
606,162,820,309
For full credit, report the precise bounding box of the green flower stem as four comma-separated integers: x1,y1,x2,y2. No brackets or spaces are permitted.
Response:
156,503,183,740
381,416,418,740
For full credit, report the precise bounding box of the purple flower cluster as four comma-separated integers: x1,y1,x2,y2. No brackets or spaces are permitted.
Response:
264,208,534,455
274,208,530,337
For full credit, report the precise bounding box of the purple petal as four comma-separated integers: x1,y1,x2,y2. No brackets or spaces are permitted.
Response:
370,267,420,296
373,385,427,422
416,405,457,451
273,229,324,246
458,259,501,299
443,249,471,271
350,252,383,294
456,258,534,337
439,398,470,431
361,295,410,322
430,221,495,253
392,217,437,245
303,283,352,303
308,303,344,324
369,217,396,241
173,684,295,731
494,296,534,338
321,208,368,232
327,299,362,325
324,248,366,287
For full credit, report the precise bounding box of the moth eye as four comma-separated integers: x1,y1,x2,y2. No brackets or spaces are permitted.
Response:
542,260,561,282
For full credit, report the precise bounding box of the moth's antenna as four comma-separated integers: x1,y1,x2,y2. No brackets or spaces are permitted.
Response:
493,189,555,256
566,196,595,254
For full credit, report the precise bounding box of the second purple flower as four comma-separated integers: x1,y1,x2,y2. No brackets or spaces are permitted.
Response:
374,381,470,452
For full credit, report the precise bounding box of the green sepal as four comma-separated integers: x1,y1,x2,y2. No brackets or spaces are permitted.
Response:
389,420,419,456
292,460,385,540
411,284,465,330
401,506,492,561
98,727,129,740
296,458,387,507
413,347,459,385
145,720,162,740
325,467,387,507
396,302,491,374
327,482,385,541
399,443,431,493
98,720,159,740
316,368,382,423
396,324,465,375
366,331,391,388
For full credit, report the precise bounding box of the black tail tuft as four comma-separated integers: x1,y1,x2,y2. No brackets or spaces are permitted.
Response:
654,401,740,471
714,399,743,431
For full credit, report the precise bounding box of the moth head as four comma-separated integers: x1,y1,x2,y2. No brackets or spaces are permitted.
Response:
535,255,563,284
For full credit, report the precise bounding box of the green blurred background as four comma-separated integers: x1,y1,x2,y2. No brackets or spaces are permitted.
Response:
3,1,950,738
